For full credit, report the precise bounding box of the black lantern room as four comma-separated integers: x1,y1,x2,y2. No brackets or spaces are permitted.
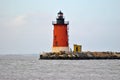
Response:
56,11,64,24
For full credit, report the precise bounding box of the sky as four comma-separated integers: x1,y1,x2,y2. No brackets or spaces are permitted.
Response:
0,0,120,54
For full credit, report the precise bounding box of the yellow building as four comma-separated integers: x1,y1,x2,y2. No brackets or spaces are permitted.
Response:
73,44,82,53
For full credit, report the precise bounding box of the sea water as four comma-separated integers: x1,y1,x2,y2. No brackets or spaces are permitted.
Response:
0,54,120,80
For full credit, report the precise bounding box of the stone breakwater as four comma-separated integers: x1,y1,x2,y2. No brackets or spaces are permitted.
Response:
39,51,120,60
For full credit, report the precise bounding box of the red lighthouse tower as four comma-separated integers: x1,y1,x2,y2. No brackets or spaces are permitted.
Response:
52,11,69,52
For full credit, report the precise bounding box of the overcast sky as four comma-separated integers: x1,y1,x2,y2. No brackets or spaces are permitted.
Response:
0,0,120,54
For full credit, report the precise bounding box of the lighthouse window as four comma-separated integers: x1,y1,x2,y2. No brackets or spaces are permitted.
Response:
54,36,56,40
55,41,58,46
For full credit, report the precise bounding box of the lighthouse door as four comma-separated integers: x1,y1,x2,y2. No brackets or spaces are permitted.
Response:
76,47,78,52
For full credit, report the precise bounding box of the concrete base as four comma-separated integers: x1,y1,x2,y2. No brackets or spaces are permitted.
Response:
52,47,69,52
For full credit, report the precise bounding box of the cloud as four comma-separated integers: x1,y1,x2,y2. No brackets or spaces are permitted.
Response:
0,15,27,28
11,15,26,26
0,12,53,54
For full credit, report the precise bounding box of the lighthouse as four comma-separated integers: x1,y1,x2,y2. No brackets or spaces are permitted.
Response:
52,11,69,52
